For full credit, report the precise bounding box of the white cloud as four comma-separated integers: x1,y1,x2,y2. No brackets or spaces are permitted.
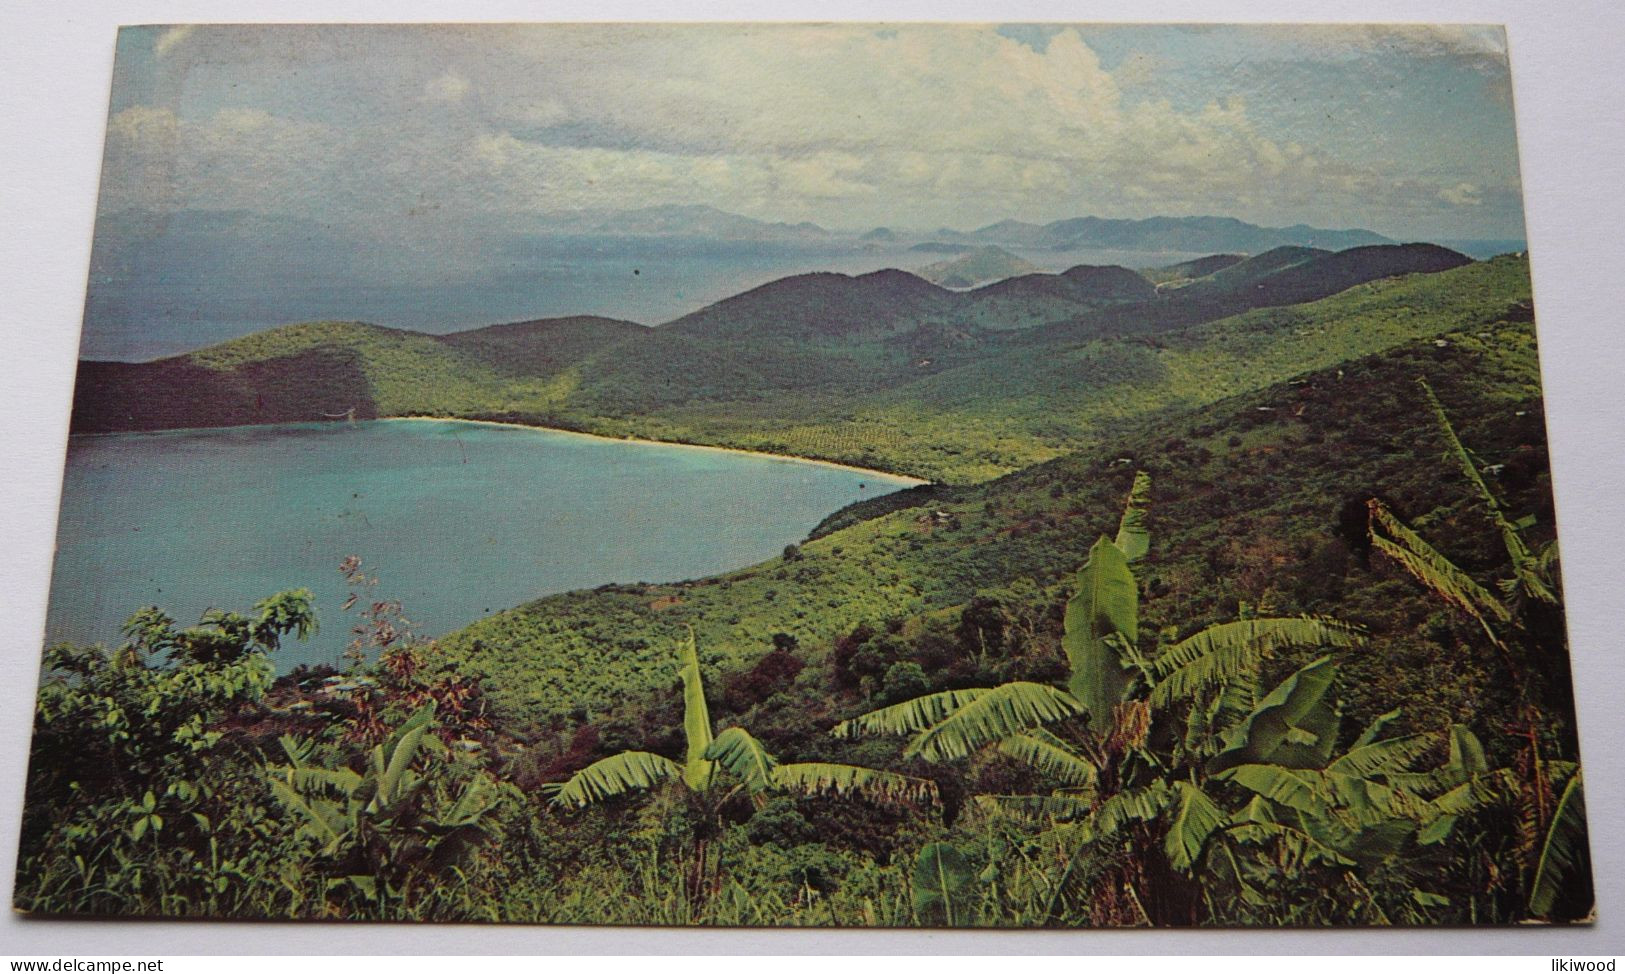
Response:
439,25,1389,225
153,25,195,58
99,24,1525,236
1440,182,1485,206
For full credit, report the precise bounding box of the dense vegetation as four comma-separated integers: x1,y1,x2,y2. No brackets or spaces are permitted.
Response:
21,245,1590,925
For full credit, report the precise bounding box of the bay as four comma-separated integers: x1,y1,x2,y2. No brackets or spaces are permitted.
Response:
42,419,915,671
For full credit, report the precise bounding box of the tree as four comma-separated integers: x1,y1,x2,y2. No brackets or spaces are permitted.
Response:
835,474,1356,769
20,591,318,915
545,629,936,810
1366,379,1589,921
30,590,317,801
834,473,1474,925
544,629,937,903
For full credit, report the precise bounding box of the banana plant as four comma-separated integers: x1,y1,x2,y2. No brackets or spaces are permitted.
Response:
267,705,508,910
545,629,937,809
543,629,937,909
836,472,1361,784
1366,379,1587,920
1366,380,1559,659
1012,656,1513,925
836,471,1413,924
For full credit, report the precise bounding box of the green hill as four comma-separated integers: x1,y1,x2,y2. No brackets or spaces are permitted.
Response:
1190,245,1329,291
1178,243,1471,307
439,315,649,376
1142,253,1245,286
72,317,640,433
915,246,1039,288
951,264,1159,330
70,245,1491,484
664,269,956,341
435,294,1554,763
1020,243,1473,348
602,256,1530,481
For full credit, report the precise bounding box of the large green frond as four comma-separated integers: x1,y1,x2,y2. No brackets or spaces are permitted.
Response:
375,707,433,811
1323,770,1428,826
1529,769,1592,920
1420,380,1558,607
1149,617,1364,708
1351,709,1404,751
1219,764,1326,816
904,682,1085,762
1114,471,1152,563
547,750,683,808
278,733,318,767
912,843,975,926
267,777,345,848
996,729,1099,789
1090,781,1174,838
1375,725,1497,798
1209,657,1340,773
833,687,993,739
1165,781,1226,872
1448,724,1489,778
772,762,938,805
440,774,504,829
279,763,364,798
1430,770,1514,816
1369,499,1512,647
1329,731,1441,781
704,726,778,793
1063,536,1139,725
677,629,716,791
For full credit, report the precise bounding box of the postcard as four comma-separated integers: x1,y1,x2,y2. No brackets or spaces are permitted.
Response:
15,23,1592,926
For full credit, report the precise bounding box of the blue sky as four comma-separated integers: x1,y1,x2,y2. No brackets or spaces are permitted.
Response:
97,23,1527,243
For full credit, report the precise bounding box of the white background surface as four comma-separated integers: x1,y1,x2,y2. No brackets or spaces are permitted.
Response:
2,0,1622,956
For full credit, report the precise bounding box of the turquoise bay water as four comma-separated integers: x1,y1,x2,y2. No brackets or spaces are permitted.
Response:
44,420,914,671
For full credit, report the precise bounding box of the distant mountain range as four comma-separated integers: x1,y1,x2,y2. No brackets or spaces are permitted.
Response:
525,205,1398,253
922,215,1393,253
94,205,1519,266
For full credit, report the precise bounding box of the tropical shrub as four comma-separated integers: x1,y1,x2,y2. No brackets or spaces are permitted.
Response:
266,705,515,916
19,592,317,916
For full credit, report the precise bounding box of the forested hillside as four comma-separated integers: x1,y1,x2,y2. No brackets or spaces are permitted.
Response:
437,298,1551,735
26,244,1587,927
72,245,1491,483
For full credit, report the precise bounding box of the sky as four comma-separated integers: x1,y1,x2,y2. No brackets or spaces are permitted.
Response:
97,23,1528,246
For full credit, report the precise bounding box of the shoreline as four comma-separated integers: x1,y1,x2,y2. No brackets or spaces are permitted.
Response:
68,415,932,484
382,416,933,486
